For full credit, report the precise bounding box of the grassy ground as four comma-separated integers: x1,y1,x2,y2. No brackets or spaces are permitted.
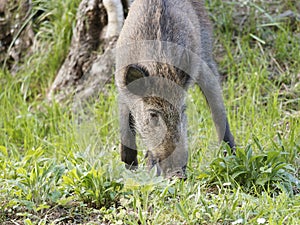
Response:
0,0,299,224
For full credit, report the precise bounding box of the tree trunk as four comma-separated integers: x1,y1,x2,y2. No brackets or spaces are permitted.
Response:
47,0,128,110
0,0,34,72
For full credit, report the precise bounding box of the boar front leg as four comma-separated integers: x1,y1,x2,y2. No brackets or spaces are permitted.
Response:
197,60,235,152
119,102,138,169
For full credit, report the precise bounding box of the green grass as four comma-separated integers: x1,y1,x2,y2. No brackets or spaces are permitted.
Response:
0,0,299,224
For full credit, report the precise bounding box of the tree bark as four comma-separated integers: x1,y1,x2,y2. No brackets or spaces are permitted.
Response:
0,0,34,72
47,0,128,110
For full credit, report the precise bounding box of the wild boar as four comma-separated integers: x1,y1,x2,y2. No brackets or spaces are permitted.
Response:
115,0,235,177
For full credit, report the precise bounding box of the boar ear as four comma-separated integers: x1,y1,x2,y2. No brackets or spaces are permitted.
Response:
125,65,147,85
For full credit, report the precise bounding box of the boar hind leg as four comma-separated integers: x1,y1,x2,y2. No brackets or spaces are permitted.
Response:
119,103,138,169
196,60,235,152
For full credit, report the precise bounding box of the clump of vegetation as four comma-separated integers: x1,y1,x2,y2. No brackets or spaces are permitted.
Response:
200,137,300,195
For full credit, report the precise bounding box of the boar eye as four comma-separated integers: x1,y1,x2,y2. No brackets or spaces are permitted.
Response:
148,110,160,127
